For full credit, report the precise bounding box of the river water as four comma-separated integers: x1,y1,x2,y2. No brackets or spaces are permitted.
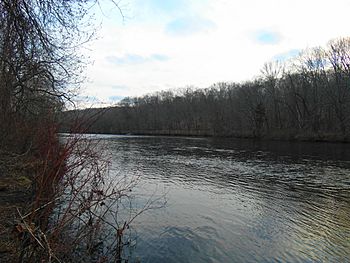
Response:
97,135,350,262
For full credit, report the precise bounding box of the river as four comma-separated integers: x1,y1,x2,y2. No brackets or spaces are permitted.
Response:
93,135,350,262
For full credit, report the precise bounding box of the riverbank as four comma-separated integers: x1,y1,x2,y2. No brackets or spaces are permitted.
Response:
0,154,33,261
0,131,65,262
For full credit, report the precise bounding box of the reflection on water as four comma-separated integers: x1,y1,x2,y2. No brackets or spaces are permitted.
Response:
96,135,350,262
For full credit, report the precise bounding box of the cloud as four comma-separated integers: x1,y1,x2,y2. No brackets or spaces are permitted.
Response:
71,95,101,109
273,49,300,61
150,54,169,61
109,95,124,102
83,0,350,106
111,85,130,91
253,30,282,45
106,53,170,65
75,95,98,103
165,16,216,36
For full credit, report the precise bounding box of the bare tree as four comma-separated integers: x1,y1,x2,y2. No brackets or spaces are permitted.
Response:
261,61,284,129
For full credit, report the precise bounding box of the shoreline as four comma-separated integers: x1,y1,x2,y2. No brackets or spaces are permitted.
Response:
70,130,350,144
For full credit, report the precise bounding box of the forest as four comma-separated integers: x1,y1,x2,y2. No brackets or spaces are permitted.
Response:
64,38,350,142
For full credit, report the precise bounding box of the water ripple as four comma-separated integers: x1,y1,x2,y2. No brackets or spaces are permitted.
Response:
102,136,350,262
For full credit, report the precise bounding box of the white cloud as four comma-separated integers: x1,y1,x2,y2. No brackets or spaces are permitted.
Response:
81,0,350,104
106,53,169,65
165,16,216,36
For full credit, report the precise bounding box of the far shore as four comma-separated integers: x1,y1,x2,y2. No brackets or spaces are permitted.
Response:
62,130,350,144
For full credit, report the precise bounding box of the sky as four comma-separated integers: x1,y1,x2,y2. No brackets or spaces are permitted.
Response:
79,0,350,106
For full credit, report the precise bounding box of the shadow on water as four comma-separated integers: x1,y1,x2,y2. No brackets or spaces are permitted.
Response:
95,135,350,262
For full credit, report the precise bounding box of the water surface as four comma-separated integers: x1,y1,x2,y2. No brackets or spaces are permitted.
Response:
98,135,350,262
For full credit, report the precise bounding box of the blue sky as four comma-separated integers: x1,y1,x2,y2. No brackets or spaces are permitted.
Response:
82,0,350,105
165,16,216,36
254,30,281,45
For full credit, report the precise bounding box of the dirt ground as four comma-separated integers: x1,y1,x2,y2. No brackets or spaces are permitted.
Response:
0,158,32,261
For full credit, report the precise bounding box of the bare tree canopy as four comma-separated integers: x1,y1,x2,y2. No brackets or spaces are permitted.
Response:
0,0,115,151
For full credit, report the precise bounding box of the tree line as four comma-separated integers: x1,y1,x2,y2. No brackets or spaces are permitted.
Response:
64,37,350,142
